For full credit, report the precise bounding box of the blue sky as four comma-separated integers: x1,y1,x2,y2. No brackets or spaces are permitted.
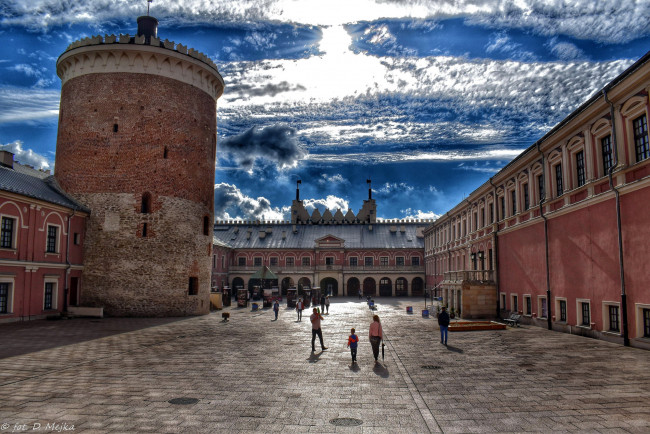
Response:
2,1,650,221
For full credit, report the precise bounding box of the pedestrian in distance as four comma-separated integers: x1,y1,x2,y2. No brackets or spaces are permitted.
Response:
273,299,279,320
320,294,326,313
347,328,359,363
325,296,330,314
296,298,304,321
358,289,362,300
310,308,328,352
438,306,450,345
369,314,383,362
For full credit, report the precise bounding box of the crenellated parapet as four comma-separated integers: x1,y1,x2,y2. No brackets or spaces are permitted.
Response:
57,33,224,100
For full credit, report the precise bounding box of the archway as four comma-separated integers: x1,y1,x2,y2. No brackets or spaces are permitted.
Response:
320,277,338,296
347,277,360,297
363,277,376,296
412,277,424,297
281,277,294,295
298,277,311,295
379,277,392,297
411,277,424,297
395,277,408,296
232,277,245,290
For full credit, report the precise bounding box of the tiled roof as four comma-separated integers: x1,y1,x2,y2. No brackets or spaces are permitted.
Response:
0,164,90,212
213,222,426,249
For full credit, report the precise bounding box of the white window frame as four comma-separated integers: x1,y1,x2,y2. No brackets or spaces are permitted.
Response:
45,224,61,254
591,118,613,179
567,136,587,190
554,297,567,323
621,95,649,165
43,277,58,311
523,294,532,316
0,214,17,250
537,295,548,319
253,256,263,267
379,256,389,266
0,277,15,314
576,298,592,328
634,303,650,340
602,301,621,334
395,256,405,266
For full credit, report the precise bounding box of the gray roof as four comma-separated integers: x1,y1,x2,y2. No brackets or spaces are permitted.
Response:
213,223,426,250
0,164,90,212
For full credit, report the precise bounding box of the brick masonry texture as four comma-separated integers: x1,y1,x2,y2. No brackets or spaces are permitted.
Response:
54,72,216,317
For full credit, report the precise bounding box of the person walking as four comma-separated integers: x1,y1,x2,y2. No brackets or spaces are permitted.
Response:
296,298,304,321
358,289,362,300
369,315,383,362
320,294,326,313
438,306,450,345
347,328,359,363
310,308,328,352
324,296,330,314
273,299,279,320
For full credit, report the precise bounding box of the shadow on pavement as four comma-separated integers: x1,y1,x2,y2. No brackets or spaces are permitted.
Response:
446,345,463,353
373,362,389,378
349,363,360,372
308,352,323,363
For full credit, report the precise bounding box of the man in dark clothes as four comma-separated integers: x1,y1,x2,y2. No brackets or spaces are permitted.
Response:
438,306,450,345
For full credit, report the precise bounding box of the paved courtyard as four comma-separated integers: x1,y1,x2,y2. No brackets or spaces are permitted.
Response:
1,298,649,433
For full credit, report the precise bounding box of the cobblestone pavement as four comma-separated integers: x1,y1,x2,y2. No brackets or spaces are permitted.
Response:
1,298,649,433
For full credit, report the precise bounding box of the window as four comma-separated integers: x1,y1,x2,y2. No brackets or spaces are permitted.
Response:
644,309,650,338
601,135,613,174
203,216,210,236
270,257,278,267
1,217,14,248
559,300,567,322
212,255,216,268
73,233,80,245
488,249,493,270
301,257,310,266
525,296,531,315
511,190,516,216
581,302,590,326
141,192,151,213
480,208,485,228
113,123,118,133
325,257,334,269
141,223,148,237
364,257,373,267
500,197,505,221
238,257,246,266
512,295,518,312
576,150,585,187
633,114,649,162
222,256,225,269
411,257,420,266
0,282,10,314
523,183,529,210
500,294,506,310
254,257,262,267
46,226,57,253
537,174,544,202
608,305,620,332
540,297,547,318
286,257,295,267
44,282,54,310
396,257,405,266
380,256,388,266
163,146,168,159
490,203,494,223
188,277,198,295
349,257,358,267
555,164,563,196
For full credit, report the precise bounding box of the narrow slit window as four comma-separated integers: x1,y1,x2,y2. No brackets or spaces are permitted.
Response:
203,216,210,236
188,277,198,295
163,147,168,159
113,123,118,133
142,223,148,237
141,192,151,214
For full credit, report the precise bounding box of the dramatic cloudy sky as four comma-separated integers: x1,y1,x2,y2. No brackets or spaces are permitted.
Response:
2,1,650,221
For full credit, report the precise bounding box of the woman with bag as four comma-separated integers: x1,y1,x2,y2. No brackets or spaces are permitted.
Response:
368,315,383,362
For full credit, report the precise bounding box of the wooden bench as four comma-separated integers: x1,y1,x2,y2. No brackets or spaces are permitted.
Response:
504,314,521,327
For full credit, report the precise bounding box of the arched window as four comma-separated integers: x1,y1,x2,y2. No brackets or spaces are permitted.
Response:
141,192,151,214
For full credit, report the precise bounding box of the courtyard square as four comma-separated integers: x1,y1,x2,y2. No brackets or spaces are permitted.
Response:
1,298,649,433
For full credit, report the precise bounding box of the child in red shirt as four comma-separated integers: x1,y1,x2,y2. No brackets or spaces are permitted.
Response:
347,328,359,363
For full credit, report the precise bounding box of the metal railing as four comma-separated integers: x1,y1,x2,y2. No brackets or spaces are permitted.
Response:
443,270,495,282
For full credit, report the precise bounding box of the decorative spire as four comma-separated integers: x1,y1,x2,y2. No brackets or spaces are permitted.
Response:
367,179,372,200
296,179,301,201
147,0,153,16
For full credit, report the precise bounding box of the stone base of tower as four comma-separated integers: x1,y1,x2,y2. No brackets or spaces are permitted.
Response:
77,193,212,317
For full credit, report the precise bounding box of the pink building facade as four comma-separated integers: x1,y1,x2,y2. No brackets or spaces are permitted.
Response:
0,152,88,322
424,51,650,348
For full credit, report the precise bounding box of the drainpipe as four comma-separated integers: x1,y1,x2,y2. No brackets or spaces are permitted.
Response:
488,177,500,319
536,143,552,331
63,210,74,313
603,89,629,346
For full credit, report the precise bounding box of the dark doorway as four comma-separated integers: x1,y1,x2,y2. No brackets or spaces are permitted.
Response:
379,277,392,297
363,277,376,296
320,278,338,296
347,277,360,297
396,277,408,296
412,277,424,297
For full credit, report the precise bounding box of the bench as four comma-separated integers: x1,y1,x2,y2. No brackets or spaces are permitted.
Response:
504,314,521,327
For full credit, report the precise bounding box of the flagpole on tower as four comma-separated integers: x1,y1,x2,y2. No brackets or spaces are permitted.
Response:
147,0,152,16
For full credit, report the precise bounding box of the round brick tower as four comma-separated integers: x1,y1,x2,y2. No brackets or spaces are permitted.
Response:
54,17,224,316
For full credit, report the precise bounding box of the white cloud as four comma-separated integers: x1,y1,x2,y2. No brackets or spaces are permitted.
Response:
375,182,414,194
213,182,290,221
0,140,52,170
302,195,350,213
400,208,440,220
317,173,347,185
0,86,60,124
